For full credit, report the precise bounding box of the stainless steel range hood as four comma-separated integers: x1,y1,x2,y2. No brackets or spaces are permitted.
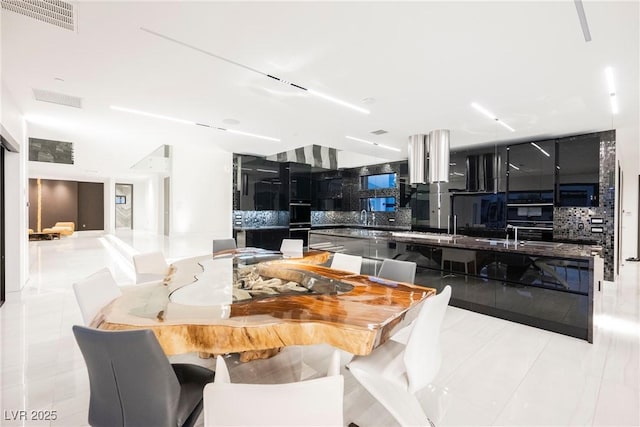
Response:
428,129,450,183
408,130,450,184
408,134,428,184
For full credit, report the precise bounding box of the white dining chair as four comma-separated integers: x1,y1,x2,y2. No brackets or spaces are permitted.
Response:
330,253,363,275
72,268,122,325
280,239,303,258
203,350,344,426
212,238,236,254
348,286,452,427
132,251,169,284
378,258,417,284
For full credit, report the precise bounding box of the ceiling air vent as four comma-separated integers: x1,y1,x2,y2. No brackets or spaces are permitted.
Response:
33,88,82,108
1,0,75,31
371,129,388,135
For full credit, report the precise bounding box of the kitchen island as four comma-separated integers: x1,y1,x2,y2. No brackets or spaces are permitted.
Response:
310,228,603,342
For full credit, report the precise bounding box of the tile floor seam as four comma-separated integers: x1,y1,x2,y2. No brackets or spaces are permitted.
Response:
489,331,553,426
438,319,510,386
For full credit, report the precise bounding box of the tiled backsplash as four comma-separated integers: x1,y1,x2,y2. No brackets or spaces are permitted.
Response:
553,207,606,241
312,208,411,229
234,208,411,229
233,210,288,228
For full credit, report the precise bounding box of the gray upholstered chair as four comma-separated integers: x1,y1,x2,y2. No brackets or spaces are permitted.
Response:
378,259,417,284
72,325,215,427
212,238,236,254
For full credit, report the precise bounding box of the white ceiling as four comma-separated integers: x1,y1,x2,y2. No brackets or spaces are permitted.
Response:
2,1,638,181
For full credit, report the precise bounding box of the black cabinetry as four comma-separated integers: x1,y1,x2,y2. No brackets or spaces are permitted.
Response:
234,155,286,211
557,134,600,207
244,228,289,251
312,170,343,211
284,162,311,247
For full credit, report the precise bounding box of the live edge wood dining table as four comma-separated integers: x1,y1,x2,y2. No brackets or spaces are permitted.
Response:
95,249,436,362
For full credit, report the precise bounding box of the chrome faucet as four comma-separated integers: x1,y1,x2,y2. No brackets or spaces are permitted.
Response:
360,209,368,225
506,224,519,245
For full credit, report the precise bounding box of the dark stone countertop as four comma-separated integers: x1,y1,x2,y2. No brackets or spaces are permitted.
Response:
311,223,411,231
309,228,602,260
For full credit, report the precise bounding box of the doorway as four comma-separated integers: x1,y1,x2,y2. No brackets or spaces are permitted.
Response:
115,183,133,229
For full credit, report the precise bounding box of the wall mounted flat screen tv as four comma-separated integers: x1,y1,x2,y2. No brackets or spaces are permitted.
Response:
361,173,396,190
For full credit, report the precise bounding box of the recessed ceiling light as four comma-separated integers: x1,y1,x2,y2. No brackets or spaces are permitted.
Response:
110,105,280,142
223,118,240,125
111,105,195,125
345,136,401,152
471,102,516,132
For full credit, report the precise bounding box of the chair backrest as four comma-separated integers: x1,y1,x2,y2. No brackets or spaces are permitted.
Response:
72,268,122,325
204,351,343,426
72,326,181,427
378,259,417,284
330,253,363,275
404,285,451,393
132,251,169,283
280,239,303,258
212,238,236,254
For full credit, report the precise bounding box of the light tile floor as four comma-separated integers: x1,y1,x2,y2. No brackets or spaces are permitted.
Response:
1,230,638,426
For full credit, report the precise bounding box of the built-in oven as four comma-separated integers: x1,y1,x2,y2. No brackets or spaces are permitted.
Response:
290,202,311,225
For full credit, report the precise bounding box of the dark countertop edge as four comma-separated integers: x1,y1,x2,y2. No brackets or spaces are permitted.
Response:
309,228,600,260
234,226,289,231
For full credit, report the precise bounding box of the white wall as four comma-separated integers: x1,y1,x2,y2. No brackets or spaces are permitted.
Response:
1,83,28,293
131,176,161,233
616,125,639,260
170,143,232,238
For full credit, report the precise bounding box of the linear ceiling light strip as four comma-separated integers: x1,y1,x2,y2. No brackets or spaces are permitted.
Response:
140,27,369,114
110,105,280,142
345,135,401,152
471,102,516,132
605,67,618,114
